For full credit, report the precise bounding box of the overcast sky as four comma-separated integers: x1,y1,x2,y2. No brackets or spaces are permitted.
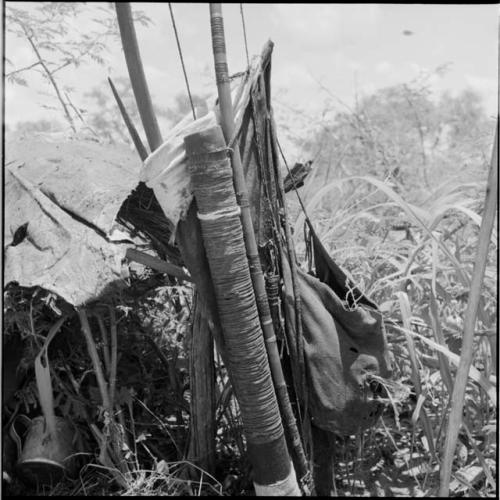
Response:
4,3,499,145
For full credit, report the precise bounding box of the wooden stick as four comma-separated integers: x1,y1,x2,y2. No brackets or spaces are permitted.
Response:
209,5,307,492
114,5,219,479
126,248,192,282
439,122,498,496
185,124,298,495
108,76,148,161
187,292,216,475
115,3,163,151
269,110,311,483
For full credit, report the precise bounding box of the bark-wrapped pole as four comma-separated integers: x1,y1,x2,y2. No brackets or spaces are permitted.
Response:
185,125,300,496
209,4,309,491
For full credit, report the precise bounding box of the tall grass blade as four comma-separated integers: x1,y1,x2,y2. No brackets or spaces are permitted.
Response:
389,323,496,405
427,292,454,392
78,308,111,411
34,317,66,437
298,176,470,287
396,291,436,459
439,122,498,496
450,205,497,245
463,421,497,490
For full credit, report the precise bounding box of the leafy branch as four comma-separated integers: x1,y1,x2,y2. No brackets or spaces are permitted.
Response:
19,19,77,132
6,2,151,133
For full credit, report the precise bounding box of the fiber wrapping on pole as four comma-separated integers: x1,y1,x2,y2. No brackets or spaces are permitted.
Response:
185,126,283,444
208,6,308,491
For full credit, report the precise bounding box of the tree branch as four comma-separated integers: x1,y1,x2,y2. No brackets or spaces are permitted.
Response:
6,60,43,77
19,20,76,132
403,85,431,189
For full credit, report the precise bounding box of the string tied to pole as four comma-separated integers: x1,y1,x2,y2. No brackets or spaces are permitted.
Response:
240,4,250,69
168,3,197,121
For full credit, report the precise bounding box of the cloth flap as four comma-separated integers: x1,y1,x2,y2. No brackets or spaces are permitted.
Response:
284,266,392,435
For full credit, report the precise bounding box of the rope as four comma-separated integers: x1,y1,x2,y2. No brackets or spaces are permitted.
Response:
277,136,319,274
197,205,241,221
265,273,286,344
240,4,250,69
168,3,197,121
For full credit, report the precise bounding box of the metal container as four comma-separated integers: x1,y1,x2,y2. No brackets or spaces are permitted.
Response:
10,415,76,486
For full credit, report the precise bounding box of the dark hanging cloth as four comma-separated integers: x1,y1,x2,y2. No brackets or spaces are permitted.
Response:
282,258,393,435
232,41,393,435
305,218,377,310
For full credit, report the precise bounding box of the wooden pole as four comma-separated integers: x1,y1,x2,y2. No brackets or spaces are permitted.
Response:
115,2,163,151
187,292,216,475
185,125,300,495
208,4,308,493
176,205,221,480
115,4,218,480
125,248,192,282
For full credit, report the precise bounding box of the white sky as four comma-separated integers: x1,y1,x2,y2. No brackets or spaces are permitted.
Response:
4,3,499,147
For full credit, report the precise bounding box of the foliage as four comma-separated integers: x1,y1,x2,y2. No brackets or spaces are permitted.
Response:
162,92,211,126
84,76,142,145
288,71,493,205
12,118,64,135
281,79,497,494
82,77,175,147
6,2,152,134
4,264,244,496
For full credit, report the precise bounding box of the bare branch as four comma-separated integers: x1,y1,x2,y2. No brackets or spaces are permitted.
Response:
5,61,43,77
20,21,76,132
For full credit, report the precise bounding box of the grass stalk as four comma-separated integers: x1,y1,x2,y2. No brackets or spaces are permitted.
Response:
77,307,111,412
397,291,436,459
34,316,66,437
439,122,498,496
96,313,111,377
108,306,118,413
428,291,454,392
389,322,496,404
